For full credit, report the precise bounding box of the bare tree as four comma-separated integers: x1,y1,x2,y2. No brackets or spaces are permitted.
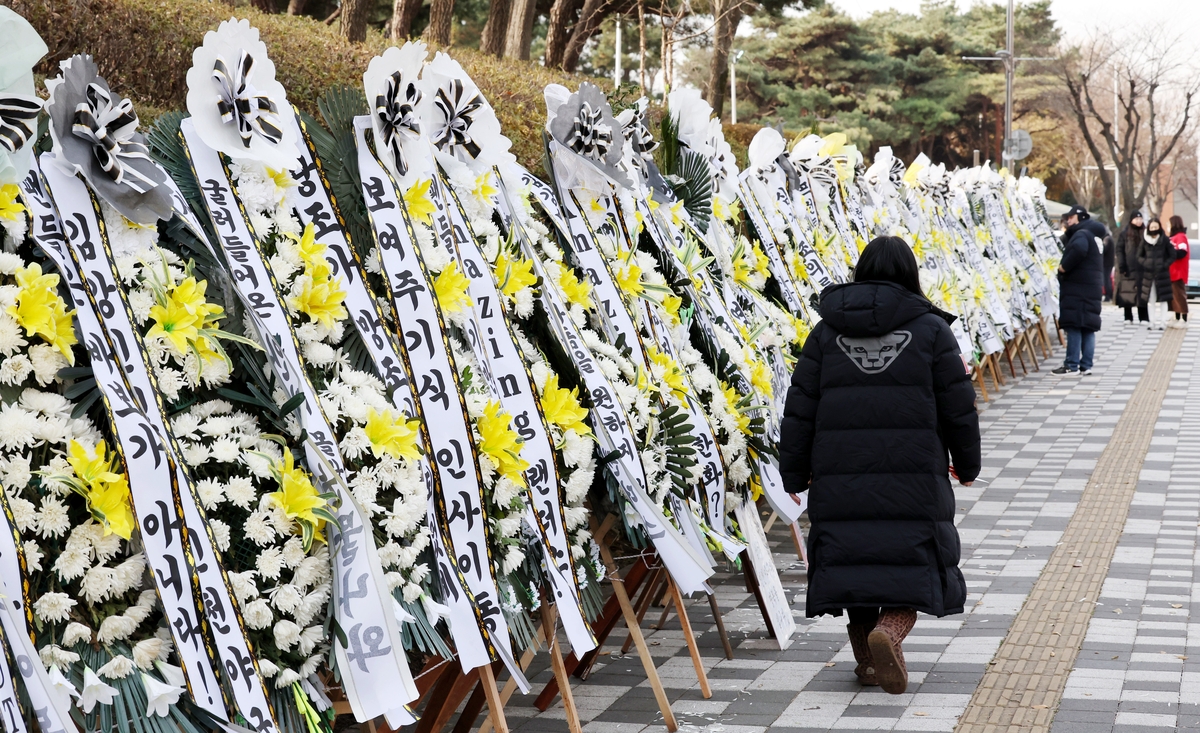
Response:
286,0,306,14
481,0,511,56
1058,28,1200,229
545,0,584,69
704,0,744,118
505,0,538,59
389,0,425,40
423,0,455,45
340,0,370,41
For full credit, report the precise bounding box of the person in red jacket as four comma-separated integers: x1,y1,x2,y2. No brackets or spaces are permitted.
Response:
1169,215,1190,326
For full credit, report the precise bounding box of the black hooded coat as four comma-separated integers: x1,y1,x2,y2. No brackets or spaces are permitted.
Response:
1058,217,1105,331
779,282,980,618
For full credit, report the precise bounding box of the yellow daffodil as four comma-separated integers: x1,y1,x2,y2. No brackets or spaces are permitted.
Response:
266,166,296,197
732,248,753,287
748,358,773,400
0,184,24,222
434,261,473,314
289,274,348,330
712,196,740,223
473,172,498,204
723,384,753,437
649,346,689,399
750,242,770,280
288,224,331,282
147,293,203,354
557,266,593,310
403,178,437,225
668,200,686,228
8,263,78,363
364,408,422,462
477,400,530,488
268,449,329,547
67,440,134,540
614,262,643,300
662,294,683,326
540,375,590,436
495,253,537,300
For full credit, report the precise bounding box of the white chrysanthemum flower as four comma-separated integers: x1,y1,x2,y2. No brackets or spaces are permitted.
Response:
245,510,278,546
225,475,256,509
384,572,404,592
97,614,139,644
183,442,210,467
132,639,165,670
271,584,302,615
196,478,224,510
27,345,67,385
210,438,241,464
228,571,260,604
402,582,423,603
39,645,80,670
7,494,34,532
297,626,324,656
502,548,525,575
97,655,135,679
273,620,301,651
280,537,305,569
81,565,118,604
209,519,231,553
33,592,76,624
258,658,279,678
53,548,89,583
291,556,324,590
256,547,284,580
0,456,31,492
112,554,147,597
243,599,273,630
172,413,201,438
62,622,92,648
0,353,32,385
274,669,302,690
91,528,122,564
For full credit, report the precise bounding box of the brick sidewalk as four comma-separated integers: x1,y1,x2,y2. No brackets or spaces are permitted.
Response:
469,309,1174,732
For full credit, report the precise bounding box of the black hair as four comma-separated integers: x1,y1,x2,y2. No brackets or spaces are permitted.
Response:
1170,215,1187,237
853,236,924,297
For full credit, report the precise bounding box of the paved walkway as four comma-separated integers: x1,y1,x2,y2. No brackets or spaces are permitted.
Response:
478,308,1191,733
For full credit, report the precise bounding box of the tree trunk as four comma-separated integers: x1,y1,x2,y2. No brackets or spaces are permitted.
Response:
286,0,306,14
561,0,606,72
481,0,511,56
423,0,455,45
705,0,742,120
637,0,647,93
340,0,370,41
249,0,276,11
390,0,424,40
544,0,583,69
504,0,538,60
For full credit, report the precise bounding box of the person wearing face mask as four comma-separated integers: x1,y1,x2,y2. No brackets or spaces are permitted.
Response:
1115,211,1149,324
1138,217,1176,330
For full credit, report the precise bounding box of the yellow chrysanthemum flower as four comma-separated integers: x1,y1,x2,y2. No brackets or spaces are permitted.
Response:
722,385,753,437
557,266,593,310
268,448,328,544
473,172,498,204
748,357,773,400
403,178,437,225
495,253,537,300
540,375,590,437
434,261,473,314
0,184,24,222
662,294,683,326
614,262,644,300
477,400,530,488
648,346,689,399
364,408,422,462
67,440,135,540
8,263,78,363
289,274,348,330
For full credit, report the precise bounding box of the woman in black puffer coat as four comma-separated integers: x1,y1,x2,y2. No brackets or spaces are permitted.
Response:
779,236,980,696
1138,217,1177,330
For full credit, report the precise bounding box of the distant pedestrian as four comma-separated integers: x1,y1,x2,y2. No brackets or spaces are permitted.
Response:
1138,217,1175,331
1102,227,1115,302
1053,205,1104,375
1115,211,1149,324
1168,215,1190,327
780,236,980,696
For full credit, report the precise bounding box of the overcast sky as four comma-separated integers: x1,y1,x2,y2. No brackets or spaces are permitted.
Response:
831,0,1200,39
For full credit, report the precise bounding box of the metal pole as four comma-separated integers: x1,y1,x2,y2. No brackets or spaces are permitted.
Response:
614,16,622,88
730,51,740,125
1003,0,1014,168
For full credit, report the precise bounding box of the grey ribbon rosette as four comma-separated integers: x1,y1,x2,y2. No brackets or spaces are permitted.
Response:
213,50,284,151
432,78,483,159
48,55,171,224
618,99,661,184
0,95,39,154
549,82,629,187
375,70,423,177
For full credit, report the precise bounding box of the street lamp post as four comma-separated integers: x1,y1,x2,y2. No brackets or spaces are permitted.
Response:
730,49,744,125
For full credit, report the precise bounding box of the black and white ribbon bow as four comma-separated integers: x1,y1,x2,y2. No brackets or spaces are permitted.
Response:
565,101,612,162
375,71,423,177
432,79,482,159
0,95,40,154
213,50,283,150
71,83,158,193
626,106,657,158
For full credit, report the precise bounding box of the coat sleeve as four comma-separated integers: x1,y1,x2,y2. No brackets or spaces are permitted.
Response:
1059,231,1086,273
931,321,981,484
779,326,824,494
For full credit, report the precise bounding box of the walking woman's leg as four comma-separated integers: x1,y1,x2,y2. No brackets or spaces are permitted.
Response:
868,608,917,695
846,608,880,686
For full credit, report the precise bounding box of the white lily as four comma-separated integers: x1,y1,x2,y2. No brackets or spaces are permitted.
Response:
46,665,79,711
80,667,117,713
154,661,186,689
141,673,182,717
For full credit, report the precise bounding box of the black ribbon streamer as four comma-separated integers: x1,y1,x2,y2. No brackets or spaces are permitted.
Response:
212,51,284,150
432,79,483,159
375,71,423,177
71,83,158,193
565,101,612,162
0,95,40,154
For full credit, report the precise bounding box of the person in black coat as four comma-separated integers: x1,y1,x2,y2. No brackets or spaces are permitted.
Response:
1053,205,1105,375
779,236,980,696
1102,229,1115,301
1115,211,1149,323
1137,217,1177,330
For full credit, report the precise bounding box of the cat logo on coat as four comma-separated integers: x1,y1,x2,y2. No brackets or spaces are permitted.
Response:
836,331,912,374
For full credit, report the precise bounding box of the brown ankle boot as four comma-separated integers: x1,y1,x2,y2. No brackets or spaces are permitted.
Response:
846,623,878,686
867,608,917,694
